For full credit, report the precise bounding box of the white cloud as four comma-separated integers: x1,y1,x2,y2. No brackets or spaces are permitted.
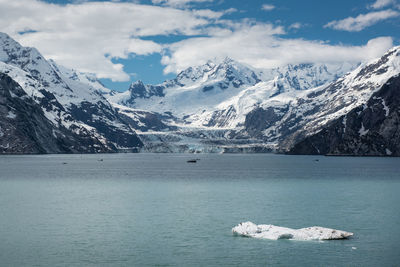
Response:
369,0,396,9
162,23,393,74
289,22,303,30
223,8,238,14
261,4,275,11
151,0,213,8
0,0,223,81
324,10,399,32
0,0,396,83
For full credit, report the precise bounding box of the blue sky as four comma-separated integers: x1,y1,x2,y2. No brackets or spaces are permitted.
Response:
1,0,399,91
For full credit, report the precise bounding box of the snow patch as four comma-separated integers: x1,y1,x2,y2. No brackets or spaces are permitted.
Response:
6,111,16,119
342,116,347,133
106,60,353,129
232,222,353,241
359,123,369,136
0,143,10,149
381,99,390,117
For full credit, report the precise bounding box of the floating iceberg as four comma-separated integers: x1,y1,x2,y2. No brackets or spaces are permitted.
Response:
232,222,353,241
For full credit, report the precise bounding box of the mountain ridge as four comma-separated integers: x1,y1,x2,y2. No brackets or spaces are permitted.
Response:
288,74,400,156
1,32,399,155
0,32,142,153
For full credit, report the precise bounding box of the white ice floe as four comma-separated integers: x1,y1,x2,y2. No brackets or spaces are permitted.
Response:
232,222,353,241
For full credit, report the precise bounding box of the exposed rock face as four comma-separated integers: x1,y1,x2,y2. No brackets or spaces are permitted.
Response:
244,106,289,139
2,31,399,155
101,56,355,152
289,75,400,156
245,47,400,152
117,81,165,106
100,46,399,154
0,73,59,153
116,107,178,132
0,73,109,153
0,32,143,153
68,101,142,150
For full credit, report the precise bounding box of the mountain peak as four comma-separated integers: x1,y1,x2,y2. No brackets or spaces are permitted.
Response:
128,80,146,94
387,45,400,54
125,80,164,102
167,57,261,90
350,45,400,84
221,57,235,65
0,32,15,44
129,80,145,88
0,32,11,41
0,32,48,73
0,32,40,57
0,32,22,62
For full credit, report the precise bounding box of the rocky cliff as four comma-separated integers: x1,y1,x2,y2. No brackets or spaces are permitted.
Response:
289,75,400,156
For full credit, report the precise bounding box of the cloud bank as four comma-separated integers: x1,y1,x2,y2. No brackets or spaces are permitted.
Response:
0,0,221,81
163,25,393,73
369,0,396,9
261,4,275,11
0,0,396,81
151,0,214,8
325,9,399,32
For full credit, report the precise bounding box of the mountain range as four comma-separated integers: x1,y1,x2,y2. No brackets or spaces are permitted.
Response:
0,32,142,153
0,32,399,155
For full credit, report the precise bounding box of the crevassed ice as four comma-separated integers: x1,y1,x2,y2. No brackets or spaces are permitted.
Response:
232,222,353,241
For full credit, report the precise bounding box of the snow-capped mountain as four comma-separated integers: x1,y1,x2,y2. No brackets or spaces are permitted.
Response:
48,59,112,95
106,58,352,126
289,74,400,156
102,46,399,153
107,58,263,117
272,45,400,151
166,57,262,89
100,57,358,152
0,32,142,153
107,80,165,107
2,31,399,155
189,62,356,128
264,62,355,91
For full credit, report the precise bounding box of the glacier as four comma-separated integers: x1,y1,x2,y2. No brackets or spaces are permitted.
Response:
2,30,400,155
232,222,353,241
98,57,360,152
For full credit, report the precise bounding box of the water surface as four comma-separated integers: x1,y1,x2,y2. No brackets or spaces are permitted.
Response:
0,154,399,266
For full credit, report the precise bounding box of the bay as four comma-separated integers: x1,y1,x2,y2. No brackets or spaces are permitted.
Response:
0,154,399,266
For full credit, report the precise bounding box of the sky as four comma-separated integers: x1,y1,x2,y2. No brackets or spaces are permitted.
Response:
0,0,399,91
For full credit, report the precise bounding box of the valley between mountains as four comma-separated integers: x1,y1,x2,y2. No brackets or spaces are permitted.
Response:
1,32,399,155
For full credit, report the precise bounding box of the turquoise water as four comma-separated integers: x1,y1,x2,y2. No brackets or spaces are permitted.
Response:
0,154,399,266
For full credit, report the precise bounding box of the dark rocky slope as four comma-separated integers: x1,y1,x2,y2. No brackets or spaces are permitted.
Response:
0,32,143,153
0,73,112,153
288,75,400,156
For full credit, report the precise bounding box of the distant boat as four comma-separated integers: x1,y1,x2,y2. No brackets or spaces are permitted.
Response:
187,159,198,163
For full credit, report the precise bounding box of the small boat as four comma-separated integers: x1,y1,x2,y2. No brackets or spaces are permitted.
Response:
187,159,197,163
